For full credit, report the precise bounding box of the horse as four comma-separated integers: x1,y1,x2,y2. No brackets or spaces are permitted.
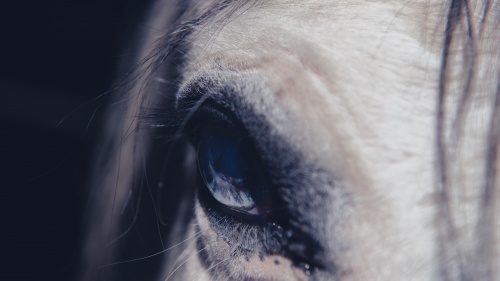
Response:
81,0,500,280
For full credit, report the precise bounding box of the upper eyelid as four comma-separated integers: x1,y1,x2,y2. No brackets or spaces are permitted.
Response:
177,97,239,134
141,93,233,132
174,79,254,131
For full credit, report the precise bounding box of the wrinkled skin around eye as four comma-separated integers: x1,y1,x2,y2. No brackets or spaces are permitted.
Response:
197,125,268,214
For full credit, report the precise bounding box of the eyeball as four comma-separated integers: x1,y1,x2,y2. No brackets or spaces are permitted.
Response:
196,124,270,215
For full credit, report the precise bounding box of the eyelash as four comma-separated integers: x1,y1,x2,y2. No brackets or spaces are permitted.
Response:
145,97,326,273
145,98,275,218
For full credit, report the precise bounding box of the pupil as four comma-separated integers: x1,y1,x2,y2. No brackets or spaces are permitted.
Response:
212,142,248,184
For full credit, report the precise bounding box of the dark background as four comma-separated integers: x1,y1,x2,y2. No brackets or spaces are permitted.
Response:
1,0,149,280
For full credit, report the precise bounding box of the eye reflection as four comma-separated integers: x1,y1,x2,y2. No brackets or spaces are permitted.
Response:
196,124,270,214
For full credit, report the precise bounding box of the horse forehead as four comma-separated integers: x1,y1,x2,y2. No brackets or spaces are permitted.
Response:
186,0,446,72
182,2,445,278
186,0,444,115
185,0,443,179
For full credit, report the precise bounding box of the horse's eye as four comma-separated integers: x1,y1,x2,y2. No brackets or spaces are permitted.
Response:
196,124,270,215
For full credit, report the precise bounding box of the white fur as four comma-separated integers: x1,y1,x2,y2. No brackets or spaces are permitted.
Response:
177,1,446,280
84,0,500,280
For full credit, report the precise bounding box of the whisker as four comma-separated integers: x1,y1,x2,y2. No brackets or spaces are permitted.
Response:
164,246,208,281
105,185,143,246
99,230,202,268
205,255,233,274
142,148,165,249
